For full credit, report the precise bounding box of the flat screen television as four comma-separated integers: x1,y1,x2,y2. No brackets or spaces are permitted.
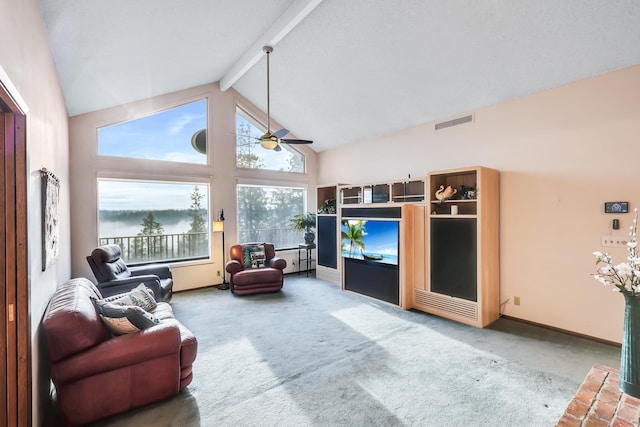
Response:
341,219,399,266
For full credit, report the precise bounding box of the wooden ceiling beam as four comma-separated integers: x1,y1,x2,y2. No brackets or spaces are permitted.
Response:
220,0,323,92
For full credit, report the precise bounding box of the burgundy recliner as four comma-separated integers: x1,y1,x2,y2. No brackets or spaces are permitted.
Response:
42,278,197,426
225,242,286,295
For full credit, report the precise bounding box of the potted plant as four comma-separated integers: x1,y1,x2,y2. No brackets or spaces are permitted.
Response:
290,212,317,244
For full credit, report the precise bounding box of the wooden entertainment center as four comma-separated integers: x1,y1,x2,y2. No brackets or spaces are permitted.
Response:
316,166,500,328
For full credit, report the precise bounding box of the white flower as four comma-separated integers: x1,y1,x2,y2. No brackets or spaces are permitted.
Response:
616,263,633,276
592,209,640,296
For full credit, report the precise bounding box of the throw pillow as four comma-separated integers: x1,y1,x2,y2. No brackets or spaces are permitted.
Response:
91,297,160,335
243,245,266,269
109,283,157,312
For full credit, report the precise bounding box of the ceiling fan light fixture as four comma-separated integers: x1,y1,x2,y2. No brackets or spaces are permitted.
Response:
260,137,279,150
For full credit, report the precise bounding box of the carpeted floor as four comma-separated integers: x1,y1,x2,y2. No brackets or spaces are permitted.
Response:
87,274,620,427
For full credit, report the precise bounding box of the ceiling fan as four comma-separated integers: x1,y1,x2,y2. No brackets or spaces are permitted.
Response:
257,45,313,151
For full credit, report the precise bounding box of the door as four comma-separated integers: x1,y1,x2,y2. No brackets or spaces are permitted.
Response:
1,77,30,426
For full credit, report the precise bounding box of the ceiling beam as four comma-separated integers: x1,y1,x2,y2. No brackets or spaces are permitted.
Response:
220,0,323,91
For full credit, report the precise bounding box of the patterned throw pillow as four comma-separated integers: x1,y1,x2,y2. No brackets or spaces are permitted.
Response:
91,298,160,335
243,245,267,269
108,283,157,311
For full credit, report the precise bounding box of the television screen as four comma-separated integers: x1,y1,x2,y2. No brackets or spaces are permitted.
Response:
341,219,399,265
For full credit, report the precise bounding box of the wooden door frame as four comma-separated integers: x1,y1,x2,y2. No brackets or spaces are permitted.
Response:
1,67,31,427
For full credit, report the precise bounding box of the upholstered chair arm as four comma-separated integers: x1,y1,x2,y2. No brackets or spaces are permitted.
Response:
130,264,172,279
97,275,162,301
269,257,287,271
226,260,243,275
51,322,181,384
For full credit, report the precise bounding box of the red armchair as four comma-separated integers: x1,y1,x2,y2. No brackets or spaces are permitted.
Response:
42,278,197,426
225,242,286,295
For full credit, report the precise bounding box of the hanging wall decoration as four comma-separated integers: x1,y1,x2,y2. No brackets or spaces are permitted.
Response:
41,168,60,271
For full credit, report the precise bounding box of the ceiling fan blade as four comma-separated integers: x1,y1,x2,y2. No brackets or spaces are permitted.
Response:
273,144,282,152
281,139,313,144
273,128,289,139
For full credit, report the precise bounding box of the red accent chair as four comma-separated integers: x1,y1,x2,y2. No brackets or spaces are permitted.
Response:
225,242,286,295
42,278,197,426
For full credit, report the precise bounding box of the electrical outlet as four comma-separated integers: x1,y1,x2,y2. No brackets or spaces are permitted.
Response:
602,234,628,248
217,270,221,277
513,296,521,306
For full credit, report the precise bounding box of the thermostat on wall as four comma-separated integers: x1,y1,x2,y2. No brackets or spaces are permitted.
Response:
604,202,629,213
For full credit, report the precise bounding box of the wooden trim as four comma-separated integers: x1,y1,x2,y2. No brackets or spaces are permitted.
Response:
0,72,30,426
500,315,621,347
4,111,18,427
15,114,30,425
0,112,7,427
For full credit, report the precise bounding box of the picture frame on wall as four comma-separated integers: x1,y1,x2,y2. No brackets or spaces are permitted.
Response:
41,168,60,271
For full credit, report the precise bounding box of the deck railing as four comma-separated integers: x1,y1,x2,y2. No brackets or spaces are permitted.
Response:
237,228,301,249
99,232,209,263
99,228,305,263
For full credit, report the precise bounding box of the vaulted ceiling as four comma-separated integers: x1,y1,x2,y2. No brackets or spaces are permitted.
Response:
39,0,640,152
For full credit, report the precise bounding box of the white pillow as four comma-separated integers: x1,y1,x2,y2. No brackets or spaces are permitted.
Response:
109,283,157,312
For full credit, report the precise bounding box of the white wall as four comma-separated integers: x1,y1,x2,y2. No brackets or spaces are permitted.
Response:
69,84,318,291
0,0,71,425
317,65,640,343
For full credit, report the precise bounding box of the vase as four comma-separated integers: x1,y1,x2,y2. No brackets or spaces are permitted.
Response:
620,293,640,398
304,232,315,245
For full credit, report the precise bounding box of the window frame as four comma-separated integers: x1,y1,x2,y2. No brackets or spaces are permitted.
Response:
96,176,212,265
96,97,210,167
236,181,308,250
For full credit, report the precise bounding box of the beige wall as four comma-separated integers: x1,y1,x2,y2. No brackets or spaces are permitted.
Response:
0,0,71,425
318,65,640,343
69,84,317,290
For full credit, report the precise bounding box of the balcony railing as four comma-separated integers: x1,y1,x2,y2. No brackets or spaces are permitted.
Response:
99,232,209,264
99,228,306,263
237,228,303,249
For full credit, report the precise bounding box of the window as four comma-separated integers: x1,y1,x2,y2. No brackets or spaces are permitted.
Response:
236,107,304,172
237,184,305,249
98,99,207,164
98,179,210,263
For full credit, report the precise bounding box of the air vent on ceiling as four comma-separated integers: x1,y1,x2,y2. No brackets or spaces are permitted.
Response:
434,114,473,131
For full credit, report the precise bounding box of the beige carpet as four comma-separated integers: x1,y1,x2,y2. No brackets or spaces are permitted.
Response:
86,274,620,427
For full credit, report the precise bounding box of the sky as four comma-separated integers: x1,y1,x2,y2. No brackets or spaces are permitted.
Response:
97,99,303,172
99,180,208,211
98,99,207,164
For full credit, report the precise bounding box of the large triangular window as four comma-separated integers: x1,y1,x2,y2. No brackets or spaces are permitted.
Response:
235,106,304,173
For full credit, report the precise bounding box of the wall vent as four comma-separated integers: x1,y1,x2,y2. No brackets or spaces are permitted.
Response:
414,290,478,320
434,114,473,131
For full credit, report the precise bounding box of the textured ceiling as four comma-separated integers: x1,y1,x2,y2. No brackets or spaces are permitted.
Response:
40,0,640,152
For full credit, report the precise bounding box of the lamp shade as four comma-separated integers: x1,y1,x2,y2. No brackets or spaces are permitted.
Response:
213,221,224,232
260,137,279,150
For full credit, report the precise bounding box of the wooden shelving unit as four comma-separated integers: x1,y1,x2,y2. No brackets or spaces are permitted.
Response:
316,184,341,284
338,178,425,206
391,179,426,203
412,166,500,328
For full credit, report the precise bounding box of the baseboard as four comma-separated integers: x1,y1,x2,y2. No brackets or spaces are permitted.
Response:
500,315,621,347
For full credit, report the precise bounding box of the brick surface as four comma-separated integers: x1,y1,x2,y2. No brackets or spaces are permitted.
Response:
556,414,584,427
557,364,640,427
612,418,635,427
565,399,591,420
592,401,617,421
583,415,614,427
617,403,640,423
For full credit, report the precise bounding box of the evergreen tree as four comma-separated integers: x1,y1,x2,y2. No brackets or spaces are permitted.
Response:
139,211,164,235
138,212,164,260
188,186,207,233
236,121,265,169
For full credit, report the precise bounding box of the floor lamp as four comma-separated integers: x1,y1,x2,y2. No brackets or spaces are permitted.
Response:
214,220,229,290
